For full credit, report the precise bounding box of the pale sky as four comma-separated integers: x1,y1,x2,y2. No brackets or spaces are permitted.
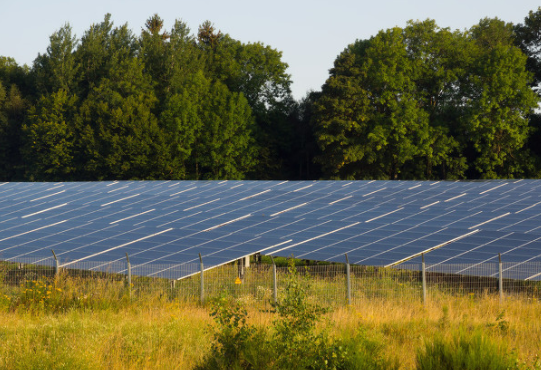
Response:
2,0,540,100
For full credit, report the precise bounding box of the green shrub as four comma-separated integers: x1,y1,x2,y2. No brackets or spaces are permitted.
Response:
338,329,399,370
207,294,256,368
197,259,398,370
416,330,517,370
195,294,274,370
271,260,398,370
271,260,330,369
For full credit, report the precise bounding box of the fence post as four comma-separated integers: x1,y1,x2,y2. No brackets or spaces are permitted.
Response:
345,253,351,306
270,255,277,304
499,253,503,303
125,253,132,301
422,254,427,305
51,249,60,278
199,253,204,305
238,257,245,280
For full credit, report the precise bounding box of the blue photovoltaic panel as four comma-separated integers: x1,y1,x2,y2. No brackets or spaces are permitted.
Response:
1,180,541,279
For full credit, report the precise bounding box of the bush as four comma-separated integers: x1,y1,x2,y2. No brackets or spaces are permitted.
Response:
270,260,334,369
195,294,275,370
416,330,517,370
197,259,398,370
339,329,399,370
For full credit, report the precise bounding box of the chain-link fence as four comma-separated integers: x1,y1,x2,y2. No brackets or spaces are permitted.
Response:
2,257,541,309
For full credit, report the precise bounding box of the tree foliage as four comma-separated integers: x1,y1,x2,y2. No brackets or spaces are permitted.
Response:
161,71,256,179
8,13,289,181
32,24,79,95
515,7,541,93
312,18,539,180
22,89,77,180
464,18,538,178
0,58,27,180
1,11,541,181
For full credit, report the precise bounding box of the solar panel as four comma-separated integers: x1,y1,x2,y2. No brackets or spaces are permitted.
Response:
1,180,541,280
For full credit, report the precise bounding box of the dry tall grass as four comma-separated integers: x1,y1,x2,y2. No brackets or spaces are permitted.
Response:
1,269,540,369
327,295,541,369
1,295,540,369
0,302,212,370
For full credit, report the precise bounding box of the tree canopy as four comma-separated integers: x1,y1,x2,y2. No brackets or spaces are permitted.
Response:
312,18,539,180
1,10,541,181
1,14,296,181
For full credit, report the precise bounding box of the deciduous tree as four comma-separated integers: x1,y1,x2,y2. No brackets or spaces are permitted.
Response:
313,19,538,180
161,71,257,179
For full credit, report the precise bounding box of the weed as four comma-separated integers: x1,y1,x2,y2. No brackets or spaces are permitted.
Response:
438,305,450,329
496,310,509,333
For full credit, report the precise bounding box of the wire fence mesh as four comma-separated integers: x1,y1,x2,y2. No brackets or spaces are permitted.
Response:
1,258,541,309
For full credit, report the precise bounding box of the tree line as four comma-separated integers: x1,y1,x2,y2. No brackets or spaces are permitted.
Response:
1,10,541,181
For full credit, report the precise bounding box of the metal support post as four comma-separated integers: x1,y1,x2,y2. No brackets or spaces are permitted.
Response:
51,250,60,278
499,253,503,303
270,255,277,304
345,253,351,306
199,253,204,304
238,258,244,280
422,254,427,305
126,253,132,301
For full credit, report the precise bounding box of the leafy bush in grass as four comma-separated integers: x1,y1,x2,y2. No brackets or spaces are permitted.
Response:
270,260,329,369
197,260,398,370
416,330,517,370
194,294,273,370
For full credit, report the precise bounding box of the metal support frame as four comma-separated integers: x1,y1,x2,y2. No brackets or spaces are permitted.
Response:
51,249,60,278
422,254,427,305
126,253,132,301
238,257,244,280
199,253,204,304
270,255,277,304
499,253,504,303
345,253,351,306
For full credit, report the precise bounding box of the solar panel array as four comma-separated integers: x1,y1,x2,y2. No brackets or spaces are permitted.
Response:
1,180,541,280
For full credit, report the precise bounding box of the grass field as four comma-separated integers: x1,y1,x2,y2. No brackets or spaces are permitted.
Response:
1,265,541,369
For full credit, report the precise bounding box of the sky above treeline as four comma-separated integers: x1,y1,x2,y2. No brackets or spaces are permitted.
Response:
2,0,540,100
